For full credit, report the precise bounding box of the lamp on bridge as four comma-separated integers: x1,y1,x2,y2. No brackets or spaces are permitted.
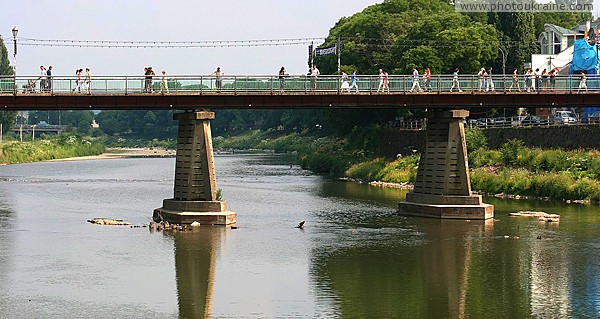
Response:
12,26,18,94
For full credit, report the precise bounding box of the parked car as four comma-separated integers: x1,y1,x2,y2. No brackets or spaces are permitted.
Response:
587,111,600,123
519,115,542,126
554,110,578,125
519,115,551,127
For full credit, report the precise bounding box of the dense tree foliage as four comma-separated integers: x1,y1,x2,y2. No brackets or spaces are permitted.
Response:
95,110,177,139
26,111,95,134
0,36,16,134
93,0,590,138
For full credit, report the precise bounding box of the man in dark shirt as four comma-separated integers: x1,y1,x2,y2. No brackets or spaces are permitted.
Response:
46,66,53,92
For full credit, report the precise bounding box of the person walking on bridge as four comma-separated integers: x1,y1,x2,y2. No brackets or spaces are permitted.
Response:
410,67,422,92
144,67,155,93
39,66,46,93
377,69,384,92
578,70,588,93
310,65,319,90
349,70,359,92
72,69,83,93
279,66,286,93
211,67,224,92
477,68,486,92
85,68,92,94
382,71,390,92
486,67,494,92
450,68,462,92
160,70,169,94
509,69,521,92
46,66,53,93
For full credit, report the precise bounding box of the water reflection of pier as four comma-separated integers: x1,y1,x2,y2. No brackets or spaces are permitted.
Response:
311,219,502,318
173,227,224,318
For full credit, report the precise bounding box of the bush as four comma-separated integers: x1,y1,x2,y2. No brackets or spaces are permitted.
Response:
499,139,525,166
465,127,487,153
346,158,387,181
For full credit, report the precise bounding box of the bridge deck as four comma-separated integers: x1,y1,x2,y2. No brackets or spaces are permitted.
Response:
0,74,598,109
0,91,599,110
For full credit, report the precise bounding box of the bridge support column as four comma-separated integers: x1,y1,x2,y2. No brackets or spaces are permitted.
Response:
154,111,236,225
398,110,493,219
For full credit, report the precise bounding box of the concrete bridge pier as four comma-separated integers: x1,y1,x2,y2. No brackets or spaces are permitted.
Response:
398,109,493,219
154,111,236,225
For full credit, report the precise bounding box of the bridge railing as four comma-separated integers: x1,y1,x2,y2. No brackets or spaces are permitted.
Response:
0,74,591,95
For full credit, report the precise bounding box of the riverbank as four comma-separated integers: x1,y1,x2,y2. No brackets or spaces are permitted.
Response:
0,136,105,165
48,147,175,162
214,128,600,203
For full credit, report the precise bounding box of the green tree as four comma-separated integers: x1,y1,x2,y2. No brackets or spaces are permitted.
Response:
0,36,13,76
0,36,15,134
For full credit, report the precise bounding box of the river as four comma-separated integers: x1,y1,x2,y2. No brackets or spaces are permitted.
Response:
0,154,598,318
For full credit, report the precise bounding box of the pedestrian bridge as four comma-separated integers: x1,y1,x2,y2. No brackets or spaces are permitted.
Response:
1,74,595,224
0,75,598,110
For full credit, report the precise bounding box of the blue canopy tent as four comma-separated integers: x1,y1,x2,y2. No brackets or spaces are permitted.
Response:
572,39,600,87
572,39,600,119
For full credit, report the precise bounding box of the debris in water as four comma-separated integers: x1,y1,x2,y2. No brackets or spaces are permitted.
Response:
190,221,201,227
87,218,131,226
509,211,560,223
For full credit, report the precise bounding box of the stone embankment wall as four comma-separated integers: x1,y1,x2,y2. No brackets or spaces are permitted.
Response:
482,125,600,150
382,125,600,157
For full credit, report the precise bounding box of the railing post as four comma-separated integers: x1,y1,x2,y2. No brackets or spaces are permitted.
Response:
125,76,128,95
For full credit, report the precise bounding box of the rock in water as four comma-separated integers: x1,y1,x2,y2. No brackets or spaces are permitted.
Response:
87,218,131,226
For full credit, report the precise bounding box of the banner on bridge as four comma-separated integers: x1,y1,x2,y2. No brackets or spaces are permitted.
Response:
315,45,336,57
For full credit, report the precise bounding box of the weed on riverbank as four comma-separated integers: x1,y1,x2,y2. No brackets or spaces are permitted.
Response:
0,135,105,164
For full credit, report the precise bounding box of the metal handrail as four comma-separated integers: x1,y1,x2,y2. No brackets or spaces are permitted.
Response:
0,74,594,95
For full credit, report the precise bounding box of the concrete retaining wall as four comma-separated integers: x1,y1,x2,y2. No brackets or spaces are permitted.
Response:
382,125,600,157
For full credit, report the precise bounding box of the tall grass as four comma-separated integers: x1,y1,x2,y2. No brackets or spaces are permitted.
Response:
0,136,105,164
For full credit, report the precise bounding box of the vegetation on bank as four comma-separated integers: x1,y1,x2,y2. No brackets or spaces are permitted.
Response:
215,127,600,202
0,134,105,164
99,136,176,149
345,129,600,202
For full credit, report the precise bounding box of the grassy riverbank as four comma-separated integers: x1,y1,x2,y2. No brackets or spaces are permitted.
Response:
0,135,105,164
215,128,600,202
345,132,600,202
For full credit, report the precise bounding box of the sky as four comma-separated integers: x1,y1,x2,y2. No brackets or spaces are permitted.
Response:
0,0,382,76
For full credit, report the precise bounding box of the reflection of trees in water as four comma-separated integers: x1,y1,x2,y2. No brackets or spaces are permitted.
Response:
173,227,224,319
318,180,410,208
308,219,547,318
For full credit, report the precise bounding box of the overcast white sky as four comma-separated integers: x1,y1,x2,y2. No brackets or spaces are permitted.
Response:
0,0,382,76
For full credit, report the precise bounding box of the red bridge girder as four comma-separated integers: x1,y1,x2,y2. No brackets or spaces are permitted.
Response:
0,92,598,110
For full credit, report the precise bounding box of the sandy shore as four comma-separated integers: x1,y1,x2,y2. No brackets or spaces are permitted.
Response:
49,148,176,162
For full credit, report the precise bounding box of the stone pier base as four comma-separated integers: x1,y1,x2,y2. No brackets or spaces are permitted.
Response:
154,111,236,226
154,199,236,225
398,194,493,220
398,110,494,220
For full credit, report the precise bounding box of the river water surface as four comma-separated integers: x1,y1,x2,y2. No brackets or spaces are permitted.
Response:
0,154,598,318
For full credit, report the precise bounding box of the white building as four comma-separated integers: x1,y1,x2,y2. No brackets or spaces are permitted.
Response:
532,21,597,73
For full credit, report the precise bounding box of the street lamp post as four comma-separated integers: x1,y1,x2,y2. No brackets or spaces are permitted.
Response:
12,27,18,95
498,45,506,76
498,45,507,93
